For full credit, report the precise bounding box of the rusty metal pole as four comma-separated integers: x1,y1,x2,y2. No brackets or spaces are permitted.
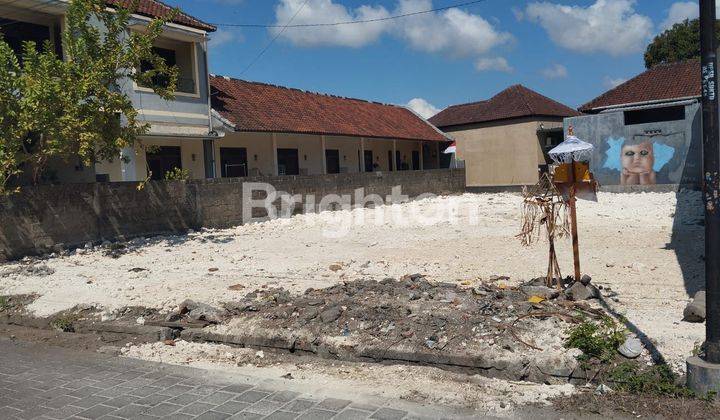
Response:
568,162,581,282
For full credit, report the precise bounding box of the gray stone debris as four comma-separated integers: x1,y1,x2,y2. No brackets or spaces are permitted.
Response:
594,384,613,395
580,274,592,286
320,306,342,323
564,281,599,301
520,285,560,300
683,291,706,323
618,336,643,359
177,299,227,324
20,263,55,277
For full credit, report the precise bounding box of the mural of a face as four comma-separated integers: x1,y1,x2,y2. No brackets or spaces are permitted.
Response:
620,141,656,185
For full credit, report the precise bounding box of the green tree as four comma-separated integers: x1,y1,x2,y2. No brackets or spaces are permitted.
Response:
644,18,720,68
0,0,179,192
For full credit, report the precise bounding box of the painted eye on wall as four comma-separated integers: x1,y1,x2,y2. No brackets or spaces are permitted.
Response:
640,150,649,156
625,151,635,156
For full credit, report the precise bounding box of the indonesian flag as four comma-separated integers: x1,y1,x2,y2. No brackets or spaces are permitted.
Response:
443,142,457,154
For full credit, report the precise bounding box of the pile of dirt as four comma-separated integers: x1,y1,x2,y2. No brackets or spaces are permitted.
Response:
181,275,607,382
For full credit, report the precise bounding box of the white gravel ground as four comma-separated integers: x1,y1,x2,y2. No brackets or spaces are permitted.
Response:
0,191,706,371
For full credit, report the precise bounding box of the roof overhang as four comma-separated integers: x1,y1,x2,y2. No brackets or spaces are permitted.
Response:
582,95,700,113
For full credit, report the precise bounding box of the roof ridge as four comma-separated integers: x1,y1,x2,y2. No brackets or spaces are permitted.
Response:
442,99,489,109
517,84,577,113
211,74,402,109
512,85,535,116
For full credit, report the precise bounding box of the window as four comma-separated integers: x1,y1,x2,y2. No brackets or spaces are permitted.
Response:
277,148,299,176
138,38,197,95
220,147,247,178
364,150,374,172
325,149,340,174
0,18,62,62
411,151,420,170
624,106,685,125
140,47,176,90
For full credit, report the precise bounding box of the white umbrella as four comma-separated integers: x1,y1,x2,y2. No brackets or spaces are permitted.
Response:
548,135,594,164
443,142,457,154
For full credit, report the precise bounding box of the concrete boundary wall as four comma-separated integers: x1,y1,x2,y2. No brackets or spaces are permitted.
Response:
0,169,465,261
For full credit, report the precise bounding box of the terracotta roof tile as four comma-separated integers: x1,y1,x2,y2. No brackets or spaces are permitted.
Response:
579,60,700,112
210,76,448,142
429,85,580,128
109,0,215,32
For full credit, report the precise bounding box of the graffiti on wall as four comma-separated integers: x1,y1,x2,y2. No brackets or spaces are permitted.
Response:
565,104,700,187
602,136,676,185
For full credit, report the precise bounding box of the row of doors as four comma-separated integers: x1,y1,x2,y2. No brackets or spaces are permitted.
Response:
146,146,422,180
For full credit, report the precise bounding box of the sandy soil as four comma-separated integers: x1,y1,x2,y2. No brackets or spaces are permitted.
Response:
121,339,576,416
0,191,706,371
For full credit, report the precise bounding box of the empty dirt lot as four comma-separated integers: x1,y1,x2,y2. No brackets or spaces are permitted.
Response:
0,191,705,371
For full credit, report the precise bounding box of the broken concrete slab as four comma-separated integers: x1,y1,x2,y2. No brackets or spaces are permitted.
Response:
180,323,586,384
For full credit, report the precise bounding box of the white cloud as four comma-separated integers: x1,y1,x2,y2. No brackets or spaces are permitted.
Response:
541,63,568,79
406,98,440,119
525,0,654,56
273,0,512,58
661,2,698,30
273,0,391,48
393,0,513,57
209,29,243,48
474,57,513,73
603,76,627,89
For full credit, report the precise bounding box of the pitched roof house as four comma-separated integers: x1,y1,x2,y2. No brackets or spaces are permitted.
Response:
209,76,449,177
429,85,579,187
567,60,702,188
211,76,447,142
430,84,580,128
579,59,700,113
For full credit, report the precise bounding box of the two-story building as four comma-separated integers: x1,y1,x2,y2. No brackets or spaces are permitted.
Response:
1,0,217,183
3,1,449,183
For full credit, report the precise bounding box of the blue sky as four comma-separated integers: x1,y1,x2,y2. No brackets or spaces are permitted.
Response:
171,1,703,117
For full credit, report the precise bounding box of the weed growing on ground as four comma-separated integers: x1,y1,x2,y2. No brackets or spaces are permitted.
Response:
609,362,694,398
50,314,79,332
0,296,9,312
565,316,626,362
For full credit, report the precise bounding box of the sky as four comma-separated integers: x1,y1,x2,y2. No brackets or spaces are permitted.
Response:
170,0,707,118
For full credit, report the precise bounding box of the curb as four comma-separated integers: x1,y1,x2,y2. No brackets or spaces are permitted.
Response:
180,328,589,384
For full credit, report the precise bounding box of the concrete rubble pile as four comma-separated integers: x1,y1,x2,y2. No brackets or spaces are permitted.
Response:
159,274,612,383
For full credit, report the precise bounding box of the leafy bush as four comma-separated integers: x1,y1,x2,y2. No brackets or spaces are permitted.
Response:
565,316,626,362
164,167,190,181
